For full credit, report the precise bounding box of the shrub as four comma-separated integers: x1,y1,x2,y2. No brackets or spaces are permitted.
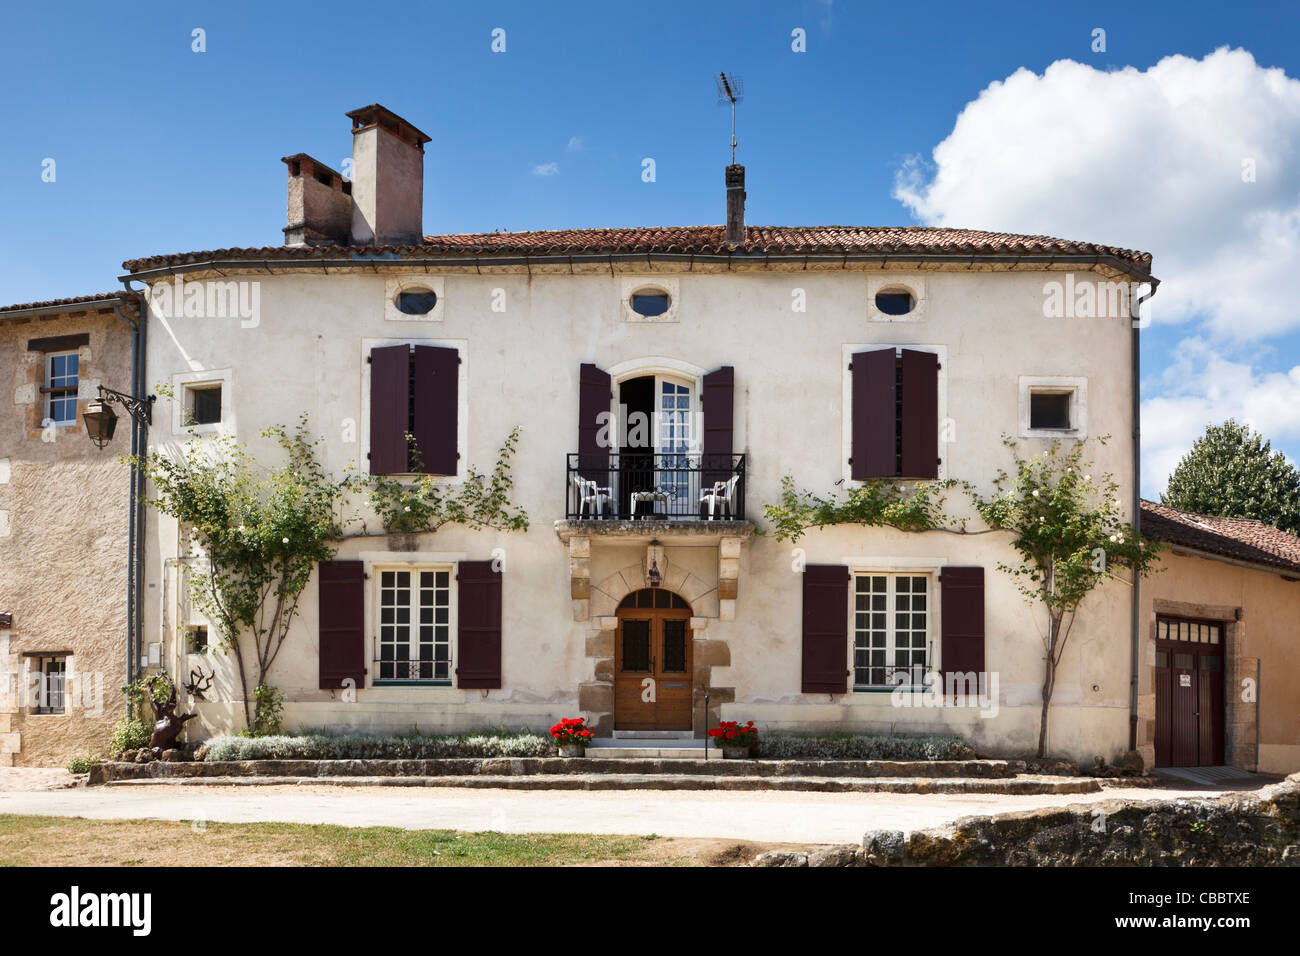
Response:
66,754,102,774
251,684,284,737
755,732,976,761
110,718,153,758
200,730,555,761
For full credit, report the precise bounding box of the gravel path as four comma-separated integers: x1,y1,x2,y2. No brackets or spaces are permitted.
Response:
0,780,1234,844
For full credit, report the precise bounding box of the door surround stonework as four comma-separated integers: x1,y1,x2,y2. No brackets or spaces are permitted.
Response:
576,553,732,737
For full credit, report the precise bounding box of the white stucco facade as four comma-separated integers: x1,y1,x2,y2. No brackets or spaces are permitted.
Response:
139,261,1139,761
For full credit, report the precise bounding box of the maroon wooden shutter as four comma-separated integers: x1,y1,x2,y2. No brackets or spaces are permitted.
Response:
851,348,896,480
413,345,459,475
318,560,366,690
701,365,734,488
456,560,502,689
900,349,938,479
369,345,409,475
940,567,985,686
802,564,849,694
577,363,611,474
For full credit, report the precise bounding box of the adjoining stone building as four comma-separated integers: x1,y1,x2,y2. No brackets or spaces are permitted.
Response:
0,294,136,765
1139,500,1300,775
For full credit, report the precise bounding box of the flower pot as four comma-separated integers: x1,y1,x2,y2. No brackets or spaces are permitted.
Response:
558,744,586,758
722,747,749,760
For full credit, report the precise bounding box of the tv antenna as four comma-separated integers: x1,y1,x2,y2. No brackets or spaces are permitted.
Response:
715,72,744,164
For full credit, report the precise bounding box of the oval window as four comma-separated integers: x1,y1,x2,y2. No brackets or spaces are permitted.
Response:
874,289,915,316
396,288,438,315
630,290,671,317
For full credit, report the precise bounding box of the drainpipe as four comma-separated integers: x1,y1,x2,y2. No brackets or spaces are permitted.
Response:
1129,277,1160,753
111,287,149,698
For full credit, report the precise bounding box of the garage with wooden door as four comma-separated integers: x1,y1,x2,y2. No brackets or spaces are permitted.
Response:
1153,615,1225,768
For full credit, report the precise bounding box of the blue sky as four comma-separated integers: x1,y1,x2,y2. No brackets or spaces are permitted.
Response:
2,0,1298,495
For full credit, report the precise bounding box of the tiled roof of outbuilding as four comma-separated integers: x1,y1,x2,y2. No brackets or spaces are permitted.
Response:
1140,499,1300,575
0,292,126,316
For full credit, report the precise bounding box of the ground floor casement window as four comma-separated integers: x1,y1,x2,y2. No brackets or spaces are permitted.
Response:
31,655,67,714
376,568,452,682
853,573,930,688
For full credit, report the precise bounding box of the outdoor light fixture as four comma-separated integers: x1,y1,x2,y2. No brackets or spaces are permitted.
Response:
83,385,154,448
647,541,663,588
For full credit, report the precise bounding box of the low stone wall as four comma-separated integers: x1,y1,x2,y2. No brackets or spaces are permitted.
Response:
88,757,1018,785
755,774,1300,866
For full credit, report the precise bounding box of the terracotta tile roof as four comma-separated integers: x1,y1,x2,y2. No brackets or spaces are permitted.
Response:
0,292,127,316
1140,499,1300,575
121,226,1153,273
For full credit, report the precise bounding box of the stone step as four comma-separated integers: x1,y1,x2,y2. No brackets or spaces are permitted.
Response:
91,757,1019,784
586,747,714,759
101,774,1105,795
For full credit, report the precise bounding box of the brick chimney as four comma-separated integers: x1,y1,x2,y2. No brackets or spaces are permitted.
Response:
281,154,352,247
725,164,746,246
345,104,432,246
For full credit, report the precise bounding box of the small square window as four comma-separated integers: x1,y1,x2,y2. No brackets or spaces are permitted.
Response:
187,625,209,654
186,385,222,425
1029,391,1072,430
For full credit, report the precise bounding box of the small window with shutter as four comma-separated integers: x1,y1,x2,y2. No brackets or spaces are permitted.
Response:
369,343,460,476
847,345,941,482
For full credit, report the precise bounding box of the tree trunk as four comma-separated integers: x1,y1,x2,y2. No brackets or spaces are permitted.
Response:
1037,612,1062,758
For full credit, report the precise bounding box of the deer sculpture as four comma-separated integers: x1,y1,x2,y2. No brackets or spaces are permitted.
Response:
147,675,197,756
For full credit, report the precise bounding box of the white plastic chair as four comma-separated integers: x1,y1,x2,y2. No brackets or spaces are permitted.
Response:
572,474,610,518
699,474,739,519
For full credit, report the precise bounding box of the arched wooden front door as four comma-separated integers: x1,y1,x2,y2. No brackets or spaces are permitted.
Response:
615,589,693,731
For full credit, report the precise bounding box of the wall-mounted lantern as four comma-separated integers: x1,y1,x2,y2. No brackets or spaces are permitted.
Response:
83,385,154,449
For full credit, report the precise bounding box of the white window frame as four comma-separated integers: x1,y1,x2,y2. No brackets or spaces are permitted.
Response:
867,276,927,323
359,337,469,482
849,569,935,689
171,368,233,436
371,564,456,684
23,654,70,715
44,350,80,427
385,275,446,323
841,344,948,485
1019,376,1088,439
621,277,680,324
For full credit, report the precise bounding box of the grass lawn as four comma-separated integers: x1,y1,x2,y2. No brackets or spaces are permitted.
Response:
0,814,708,867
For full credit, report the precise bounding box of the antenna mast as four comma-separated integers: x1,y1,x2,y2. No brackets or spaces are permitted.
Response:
715,72,744,164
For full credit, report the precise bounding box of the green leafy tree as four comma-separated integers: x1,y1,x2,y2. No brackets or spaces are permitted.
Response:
136,417,351,732
1161,420,1300,534
967,438,1162,757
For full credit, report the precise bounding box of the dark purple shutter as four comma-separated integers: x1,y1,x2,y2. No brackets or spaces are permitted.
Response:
456,560,502,689
318,560,366,690
369,345,409,475
413,345,459,475
940,567,985,687
801,564,849,694
577,363,611,475
900,349,938,479
701,365,735,488
851,348,896,480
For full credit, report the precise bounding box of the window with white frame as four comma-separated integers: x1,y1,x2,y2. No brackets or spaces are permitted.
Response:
32,655,67,714
44,352,79,426
853,574,930,687
376,568,452,682
1019,376,1087,439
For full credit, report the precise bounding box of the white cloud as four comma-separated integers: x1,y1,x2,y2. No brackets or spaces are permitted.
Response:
532,162,559,177
895,48,1300,341
894,48,1300,494
1141,338,1300,496
566,136,584,152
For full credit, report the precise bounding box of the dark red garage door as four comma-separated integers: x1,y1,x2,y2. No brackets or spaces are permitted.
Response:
1154,616,1225,767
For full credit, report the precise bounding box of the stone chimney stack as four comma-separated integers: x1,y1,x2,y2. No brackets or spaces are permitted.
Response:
725,164,746,246
282,154,352,247
345,104,432,246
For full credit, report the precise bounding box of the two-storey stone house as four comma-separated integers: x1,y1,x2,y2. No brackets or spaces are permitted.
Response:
119,105,1157,760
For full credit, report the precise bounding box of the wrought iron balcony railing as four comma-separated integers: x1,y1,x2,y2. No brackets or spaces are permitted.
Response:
566,452,746,521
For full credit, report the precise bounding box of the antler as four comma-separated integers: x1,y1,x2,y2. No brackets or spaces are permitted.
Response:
185,666,214,701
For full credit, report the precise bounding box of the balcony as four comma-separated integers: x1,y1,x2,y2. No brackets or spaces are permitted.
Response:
565,452,747,522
